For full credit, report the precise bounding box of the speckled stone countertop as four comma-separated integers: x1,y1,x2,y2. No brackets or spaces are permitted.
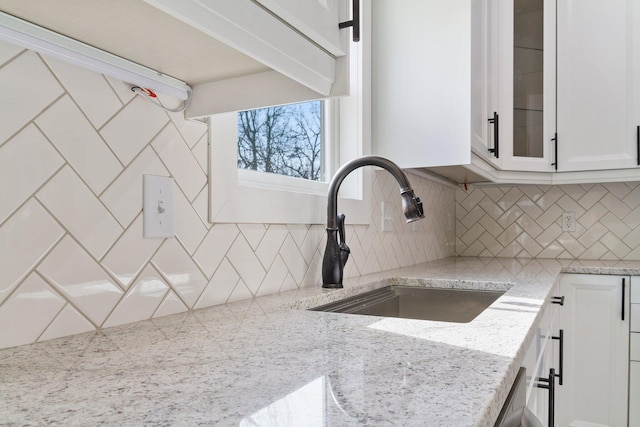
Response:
2,257,640,426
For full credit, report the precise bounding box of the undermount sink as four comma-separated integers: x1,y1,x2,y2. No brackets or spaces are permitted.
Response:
310,286,505,323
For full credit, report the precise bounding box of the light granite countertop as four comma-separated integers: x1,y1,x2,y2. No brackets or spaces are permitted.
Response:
2,257,640,426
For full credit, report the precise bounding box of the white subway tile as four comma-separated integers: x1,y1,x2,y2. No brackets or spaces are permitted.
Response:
0,124,64,224
151,124,206,202
255,225,288,269
103,265,169,328
43,56,123,128
256,256,288,296
227,235,266,295
0,51,63,144
37,166,122,259
168,112,207,148
238,224,266,250
0,200,64,303
100,96,168,165
38,236,123,326
0,40,23,66
0,273,65,349
195,259,239,309
102,215,162,289
35,95,122,194
100,147,168,228
154,291,188,318
194,224,239,278
172,183,208,255
39,305,95,342
152,239,207,308
279,235,306,284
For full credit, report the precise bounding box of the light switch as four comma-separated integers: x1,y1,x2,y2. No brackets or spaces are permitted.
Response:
381,202,394,232
143,175,174,238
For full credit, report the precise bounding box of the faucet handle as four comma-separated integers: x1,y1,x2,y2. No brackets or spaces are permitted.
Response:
337,213,350,267
337,213,346,244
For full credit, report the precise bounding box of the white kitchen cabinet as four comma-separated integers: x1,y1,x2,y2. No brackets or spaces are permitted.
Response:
524,289,561,427
556,274,630,427
475,0,557,173
631,277,640,427
144,0,350,102
556,0,640,172
631,362,640,427
370,0,472,169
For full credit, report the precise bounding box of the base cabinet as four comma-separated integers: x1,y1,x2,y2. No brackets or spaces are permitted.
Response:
557,274,630,427
523,284,560,427
631,277,640,427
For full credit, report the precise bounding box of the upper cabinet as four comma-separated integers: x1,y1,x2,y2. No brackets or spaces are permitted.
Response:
472,0,556,173
371,0,472,168
0,0,354,117
145,0,352,116
556,0,640,171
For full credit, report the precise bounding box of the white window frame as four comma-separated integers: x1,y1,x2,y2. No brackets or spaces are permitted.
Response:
207,6,371,225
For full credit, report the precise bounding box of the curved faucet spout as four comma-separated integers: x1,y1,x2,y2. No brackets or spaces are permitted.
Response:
322,156,425,288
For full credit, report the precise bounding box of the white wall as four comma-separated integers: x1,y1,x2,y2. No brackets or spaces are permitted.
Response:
0,43,456,349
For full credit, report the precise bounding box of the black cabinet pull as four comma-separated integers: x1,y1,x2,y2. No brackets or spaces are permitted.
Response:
488,112,499,158
551,295,564,305
551,133,558,170
636,126,639,166
536,368,556,427
339,0,360,42
622,278,626,321
552,329,564,385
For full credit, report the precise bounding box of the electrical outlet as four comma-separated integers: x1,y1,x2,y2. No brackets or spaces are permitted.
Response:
143,175,174,238
562,212,576,232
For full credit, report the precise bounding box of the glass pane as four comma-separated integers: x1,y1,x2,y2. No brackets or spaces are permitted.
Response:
513,0,544,158
237,101,324,181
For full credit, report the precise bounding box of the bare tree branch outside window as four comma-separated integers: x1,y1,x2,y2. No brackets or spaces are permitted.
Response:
237,101,324,181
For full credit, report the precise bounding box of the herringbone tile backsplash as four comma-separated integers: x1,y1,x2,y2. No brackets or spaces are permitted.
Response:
3,42,639,350
0,44,455,349
456,183,640,260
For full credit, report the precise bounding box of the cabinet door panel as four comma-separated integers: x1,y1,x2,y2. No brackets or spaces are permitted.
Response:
631,361,640,427
255,0,347,56
557,0,638,171
557,274,629,427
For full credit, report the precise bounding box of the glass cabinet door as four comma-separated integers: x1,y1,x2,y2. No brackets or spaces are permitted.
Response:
513,0,544,158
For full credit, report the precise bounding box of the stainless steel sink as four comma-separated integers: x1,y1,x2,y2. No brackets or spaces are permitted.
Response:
310,286,504,323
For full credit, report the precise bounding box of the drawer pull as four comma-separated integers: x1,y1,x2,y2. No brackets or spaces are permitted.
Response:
551,295,564,306
536,368,556,427
622,278,626,321
552,329,564,385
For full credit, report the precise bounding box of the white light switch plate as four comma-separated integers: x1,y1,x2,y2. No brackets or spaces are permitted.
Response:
143,175,174,238
381,202,394,232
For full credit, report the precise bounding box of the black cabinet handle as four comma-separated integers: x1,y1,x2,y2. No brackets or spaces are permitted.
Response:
636,126,639,166
551,133,558,170
488,112,499,158
536,368,556,427
551,295,564,306
622,278,626,321
339,0,360,42
552,329,564,385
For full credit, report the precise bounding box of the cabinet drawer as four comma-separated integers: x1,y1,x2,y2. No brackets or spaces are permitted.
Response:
631,362,640,427
632,278,640,303
632,333,640,361
632,304,640,332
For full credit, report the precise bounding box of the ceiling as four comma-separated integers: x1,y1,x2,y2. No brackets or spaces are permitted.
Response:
0,0,270,85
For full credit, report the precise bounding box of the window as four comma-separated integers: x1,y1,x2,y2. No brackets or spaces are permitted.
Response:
208,5,371,225
237,100,325,182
